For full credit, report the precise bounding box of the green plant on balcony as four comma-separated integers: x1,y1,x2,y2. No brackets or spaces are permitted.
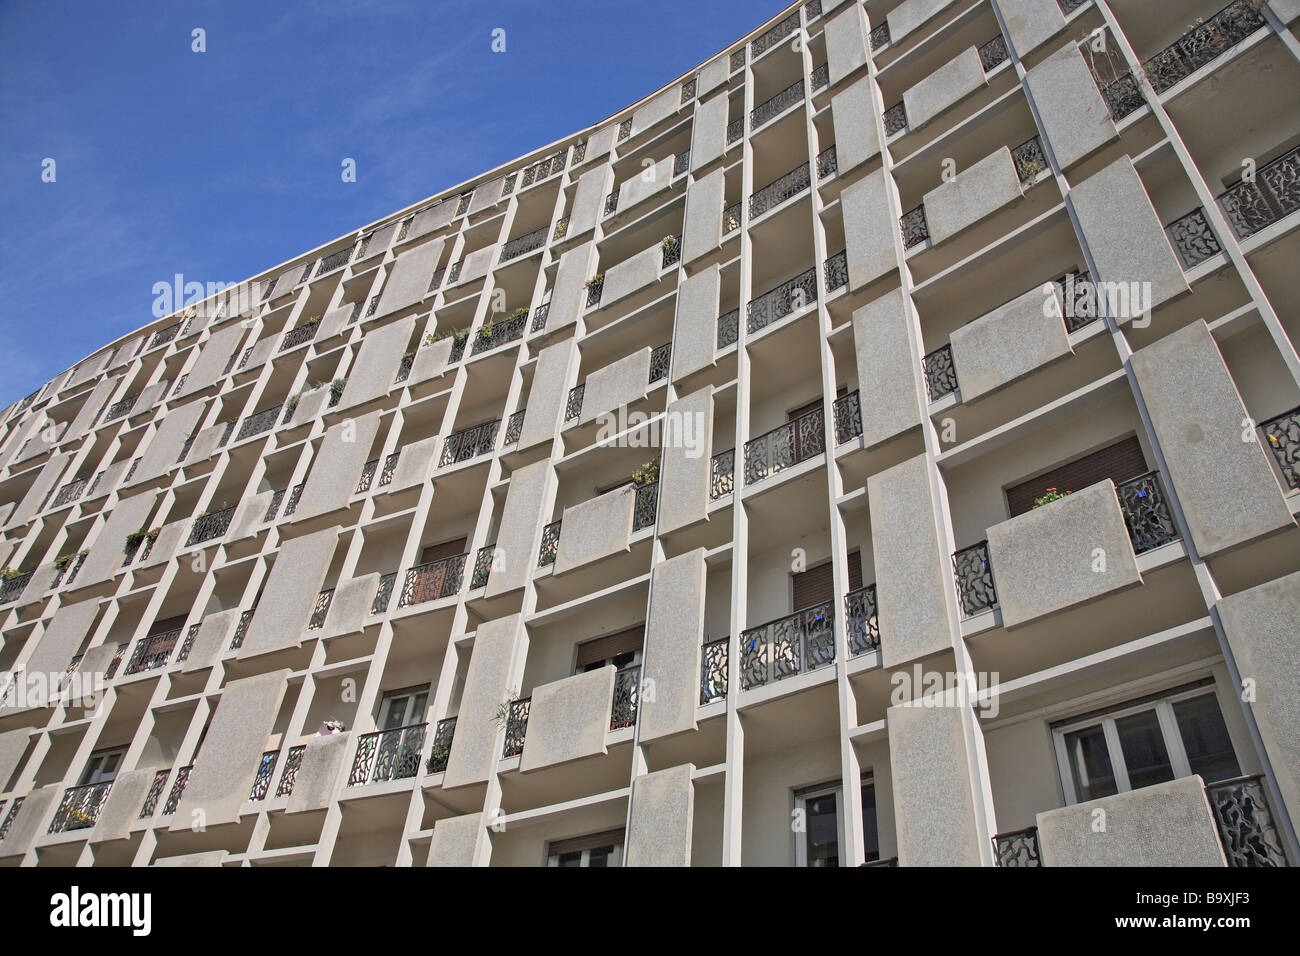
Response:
295,313,320,328
509,306,528,322
0,566,24,581
632,458,659,487
477,320,495,341
329,378,347,402
661,235,677,251
585,273,604,289
1032,487,1071,509
62,806,98,829
554,219,568,240
491,690,520,727
54,551,86,570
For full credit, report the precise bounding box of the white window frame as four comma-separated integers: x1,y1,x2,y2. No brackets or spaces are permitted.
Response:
793,774,878,867
377,686,429,730
1052,686,1239,805
545,840,623,867
79,746,127,787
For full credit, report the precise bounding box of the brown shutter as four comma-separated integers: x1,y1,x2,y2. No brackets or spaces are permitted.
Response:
792,552,861,611
1005,436,1147,518
419,537,467,564
548,828,625,855
575,625,645,667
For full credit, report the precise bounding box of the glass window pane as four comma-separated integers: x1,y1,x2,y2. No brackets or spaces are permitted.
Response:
1064,725,1118,801
804,793,839,867
587,845,612,867
1173,695,1240,784
861,783,880,862
556,851,582,867
1115,710,1174,791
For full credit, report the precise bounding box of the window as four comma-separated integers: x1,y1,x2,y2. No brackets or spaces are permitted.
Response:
378,686,429,730
574,626,644,673
546,829,624,867
78,747,127,787
1052,681,1241,804
791,551,863,611
419,537,466,565
793,777,880,866
1005,435,1147,517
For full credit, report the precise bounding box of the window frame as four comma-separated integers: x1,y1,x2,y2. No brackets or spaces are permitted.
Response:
792,774,879,867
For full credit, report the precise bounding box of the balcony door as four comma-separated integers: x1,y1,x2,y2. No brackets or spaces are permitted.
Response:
1005,435,1147,517
78,746,127,787
794,776,880,867
546,828,624,867
378,687,428,730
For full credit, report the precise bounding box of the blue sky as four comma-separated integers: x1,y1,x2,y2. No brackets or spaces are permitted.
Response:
0,0,778,404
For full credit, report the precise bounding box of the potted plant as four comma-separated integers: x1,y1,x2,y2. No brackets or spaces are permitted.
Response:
1032,487,1071,509
585,273,604,289
632,458,660,487
0,566,24,581
329,378,347,403
509,307,528,322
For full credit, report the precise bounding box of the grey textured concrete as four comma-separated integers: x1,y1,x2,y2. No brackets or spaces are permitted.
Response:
139,520,186,570
0,784,58,858
293,410,381,521
19,600,100,695
318,572,379,640
601,245,662,310
868,455,956,668
904,46,986,131
467,176,507,217
1270,0,1300,23
267,269,299,302
106,336,143,372
1071,157,1189,312
986,480,1143,628
826,2,870,86
641,549,706,742
1025,42,1117,171
831,76,881,173
1000,0,1068,56
90,767,158,842
626,763,695,866
672,265,720,381
0,728,32,791
1038,776,1226,866
923,146,1023,245
1216,570,1300,819
519,666,617,772
549,242,598,333
443,615,524,788
697,54,729,95
316,302,354,342
554,484,636,575
407,335,454,388
374,240,443,319
383,436,438,493
338,318,414,412
238,527,339,660
888,0,958,42
427,812,487,866
75,492,156,588
126,401,205,487
6,452,69,527
227,491,273,542
950,282,1072,401
15,563,59,610
180,608,240,673
583,124,617,165
82,458,129,505
184,421,230,465
631,86,678,137
171,669,291,828
66,352,111,389
154,850,230,867
853,290,924,447
456,244,495,286
691,93,729,171
579,347,652,426
658,387,714,535
237,335,276,375
1131,320,1293,556
618,155,675,213
568,165,613,240
65,377,118,442
286,732,350,813
518,339,580,453
407,199,456,241
887,702,984,865
683,167,725,265
133,380,170,417
485,459,554,598
843,170,897,288
11,417,61,466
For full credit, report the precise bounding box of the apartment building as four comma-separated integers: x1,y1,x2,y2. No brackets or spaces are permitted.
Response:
0,0,1298,868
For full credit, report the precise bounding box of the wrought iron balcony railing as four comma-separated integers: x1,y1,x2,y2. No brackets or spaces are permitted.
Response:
530,301,550,333
371,572,397,615
102,392,141,423
1260,405,1300,491
280,319,320,352
276,745,306,798
816,145,837,181
472,313,528,355
727,117,745,145
249,750,280,801
281,482,303,519
48,781,113,833
1057,0,1089,13
0,798,22,840
503,409,525,446
356,452,400,493
833,390,862,444
586,275,605,307
565,383,585,422
139,769,170,818
1166,207,1223,269
471,544,496,589
1115,471,1180,553
717,309,740,349
751,9,799,58
316,245,354,276
1100,72,1145,121
923,344,958,401
810,62,829,92
1218,145,1300,242
953,541,998,617
502,699,530,758
883,100,908,137
236,404,284,442
1142,1,1266,97
751,78,805,131
149,321,183,350
162,765,193,815
633,482,659,532
228,608,256,650
307,589,334,630
743,405,824,486
710,449,735,500
0,571,34,605
662,235,682,269
869,21,890,50
604,188,620,218
349,723,426,786
174,623,201,664
673,149,691,177
1011,135,1048,185
439,419,500,467
740,601,834,690
500,225,549,263
1206,773,1289,867
730,48,746,72
825,249,848,293
845,584,880,656
750,161,811,220
747,265,818,333
611,666,640,730
399,553,467,607
1057,270,1099,334
649,343,672,382
124,627,184,675
50,552,87,590
520,147,568,188
993,826,1042,866
538,520,561,567
264,487,287,522
426,716,457,773
723,201,742,235
700,638,729,704
186,503,236,547
978,34,1009,72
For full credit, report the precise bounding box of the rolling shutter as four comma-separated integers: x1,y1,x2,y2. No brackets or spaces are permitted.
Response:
575,625,645,668
792,551,863,611
1005,436,1147,517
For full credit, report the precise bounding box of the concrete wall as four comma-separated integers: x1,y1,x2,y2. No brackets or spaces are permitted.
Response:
126,402,205,488
1025,42,1117,171
618,155,675,213
518,666,616,772
826,2,870,87
553,485,636,575
485,459,554,598
832,76,882,174
427,812,487,866
318,572,379,640
923,146,1022,245
338,319,414,412
658,387,714,535
293,411,382,522
853,290,924,446
76,492,156,588
601,245,662,309
518,339,580,453
181,608,240,673
843,170,897,289
903,46,986,131
672,266,720,381
0,784,58,858
286,733,350,813
579,348,652,426
626,764,695,866
683,168,725,265
6,452,69,528
691,93,729,171
90,767,158,843
238,527,338,659
888,0,958,43
375,240,443,319
383,436,438,494
999,0,1068,56
568,166,613,240
641,548,706,742
443,615,523,788
549,242,598,333
950,283,1071,401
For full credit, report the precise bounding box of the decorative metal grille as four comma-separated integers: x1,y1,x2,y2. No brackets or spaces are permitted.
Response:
315,246,353,276
810,63,829,91
978,34,1009,72
571,140,588,164
229,609,255,650
833,390,862,444
139,770,170,818
1217,145,1300,241
398,553,467,607
48,781,113,833
752,10,800,58
149,321,183,350
1101,73,1145,121
750,161,811,220
673,149,691,177
633,482,659,532
824,249,848,292
1260,405,1300,490
349,724,426,785
717,309,740,349
307,589,334,630
456,192,472,216
604,189,620,218
700,639,729,704
723,202,742,234
356,458,379,494
102,392,141,423
124,627,183,675
816,145,838,181
747,265,818,333
276,746,306,797
993,827,1042,866
649,343,672,382
730,48,746,72
378,452,399,487
751,78,805,131
503,409,525,446
586,275,605,307
617,118,633,141
0,797,23,840
531,301,551,333
162,765,192,815
174,623,202,664
1011,135,1048,185
922,344,958,401
1115,471,1180,553
845,584,880,656
426,717,457,773
501,173,516,196
553,216,569,241
538,521,561,566
1206,774,1289,867
249,750,280,801
1057,0,1089,13
710,449,735,500
186,504,235,546
471,544,496,589
236,404,283,442
372,572,397,615
610,666,641,729
502,699,530,758
740,601,835,690
394,354,414,385
1165,207,1223,268
264,488,286,522
1057,270,1098,333
900,204,929,248
439,420,501,467
280,319,320,352
0,571,33,605
743,406,825,486
953,541,998,617
727,117,745,145
565,384,585,422
1141,1,1266,96
473,314,528,355
869,21,890,50
805,0,823,19
500,225,549,262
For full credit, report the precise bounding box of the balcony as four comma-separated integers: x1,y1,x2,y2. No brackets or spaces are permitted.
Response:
471,312,528,354
749,161,811,220
900,204,930,250
610,666,640,730
227,608,256,650
307,589,334,629
139,769,170,818
470,545,495,589
530,301,550,333
235,404,283,442
1218,145,1300,242
499,225,549,263
397,552,467,607
356,452,400,493
993,826,1042,867
123,626,184,675
47,781,112,833
743,405,824,487
739,601,834,691
439,420,500,467
371,572,397,614
279,319,320,352
50,477,90,510
833,390,862,444
173,623,202,664
816,145,837,181
844,584,880,656
101,392,140,424
1115,471,1180,553
503,409,525,446
248,750,280,801
747,265,818,334
148,321,183,350
1142,1,1266,97
633,482,659,532
751,8,798,58
884,101,907,138
953,541,998,617
315,245,354,276
710,449,735,500
186,503,236,546
750,77,804,132
538,520,562,567
1206,774,1290,867
0,570,34,605
717,308,739,348
1165,206,1222,270
1260,405,1300,491
425,716,457,773
700,638,729,704
923,344,958,402
276,745,306,798
161,765,193,815
348,724,426,785
502,699,531,758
